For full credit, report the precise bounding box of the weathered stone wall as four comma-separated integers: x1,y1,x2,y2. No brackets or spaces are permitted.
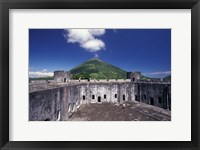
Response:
127,72,141,81
29,88,62,121
134,82,171,110
54,70,70,83
54,71,65,82
29,81,171,121
79,83,135,104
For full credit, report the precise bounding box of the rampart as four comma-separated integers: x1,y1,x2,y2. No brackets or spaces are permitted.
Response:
29,80,171,121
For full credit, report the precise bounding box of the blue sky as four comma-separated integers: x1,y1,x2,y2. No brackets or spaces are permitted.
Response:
29,29,171,78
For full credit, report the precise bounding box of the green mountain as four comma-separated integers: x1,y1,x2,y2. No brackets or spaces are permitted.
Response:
70,58,127,79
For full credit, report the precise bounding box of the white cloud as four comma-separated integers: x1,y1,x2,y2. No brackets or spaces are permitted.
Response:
81,39,105,52
89,29,105,36
66,29,93,43
29,70,53,78
143,71,171,75
64,29,106,52
42,69,48,72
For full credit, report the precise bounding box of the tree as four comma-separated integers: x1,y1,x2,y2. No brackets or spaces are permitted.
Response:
71,73,91,80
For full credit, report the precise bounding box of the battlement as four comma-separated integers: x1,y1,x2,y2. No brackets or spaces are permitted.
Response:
29,79,170,93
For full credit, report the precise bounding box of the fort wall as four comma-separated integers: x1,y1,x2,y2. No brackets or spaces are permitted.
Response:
29,81,171,121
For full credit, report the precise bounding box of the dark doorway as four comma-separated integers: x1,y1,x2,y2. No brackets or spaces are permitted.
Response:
115,94,117,98
98,96,101,102
64,78,66,83
158,97,161,104
123,95,125,101
83,95,85,100
150,98,154,105
92,95,95,99
135,95,138,101
104,94,106,99
132,78,135,82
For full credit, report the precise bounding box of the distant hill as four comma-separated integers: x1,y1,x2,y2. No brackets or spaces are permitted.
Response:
70,58,127,79
29,77,54,81
141,75,151,80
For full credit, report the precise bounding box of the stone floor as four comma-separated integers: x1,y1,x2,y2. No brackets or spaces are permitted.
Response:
68,101,171,121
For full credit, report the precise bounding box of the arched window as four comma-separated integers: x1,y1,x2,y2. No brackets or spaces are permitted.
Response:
92,95,95,99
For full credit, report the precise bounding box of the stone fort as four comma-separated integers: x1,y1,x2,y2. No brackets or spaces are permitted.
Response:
29,71,171,121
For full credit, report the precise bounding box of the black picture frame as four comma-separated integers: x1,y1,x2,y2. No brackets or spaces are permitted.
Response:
0,0,199,149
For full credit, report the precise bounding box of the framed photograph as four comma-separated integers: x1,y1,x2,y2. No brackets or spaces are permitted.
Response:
0,0,199,149
29,28,171,122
